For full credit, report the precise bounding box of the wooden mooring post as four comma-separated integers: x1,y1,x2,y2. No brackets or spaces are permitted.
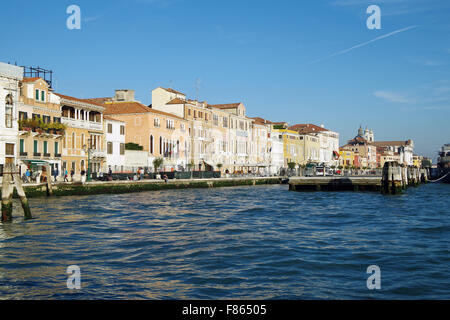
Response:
1,163,32,222
381,161,403,194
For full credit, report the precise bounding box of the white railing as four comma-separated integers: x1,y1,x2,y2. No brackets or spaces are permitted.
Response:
62,117,102,131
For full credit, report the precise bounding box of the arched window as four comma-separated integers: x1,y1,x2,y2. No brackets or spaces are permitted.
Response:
150,135,154,154
5,94,13,128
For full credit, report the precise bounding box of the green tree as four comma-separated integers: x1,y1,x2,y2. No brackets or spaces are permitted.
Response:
153,158,164,173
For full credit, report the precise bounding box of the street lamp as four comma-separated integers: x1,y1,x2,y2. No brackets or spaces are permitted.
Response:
83,138,92,182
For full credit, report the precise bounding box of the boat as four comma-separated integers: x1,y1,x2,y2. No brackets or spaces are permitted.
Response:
437,144,450,183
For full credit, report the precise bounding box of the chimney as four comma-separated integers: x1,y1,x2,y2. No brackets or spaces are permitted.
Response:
114,89,135,102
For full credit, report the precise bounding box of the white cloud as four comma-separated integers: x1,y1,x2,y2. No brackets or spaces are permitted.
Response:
374,91,411,103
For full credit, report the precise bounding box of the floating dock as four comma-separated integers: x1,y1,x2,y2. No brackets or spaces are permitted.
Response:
289,162,429,194
289,177,382,192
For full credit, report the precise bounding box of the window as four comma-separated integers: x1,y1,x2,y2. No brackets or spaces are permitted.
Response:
41,91,45,102
107,142,113,154
44,141,48,155
154,118,160,127
159,136,162,154
72,133,75,149
5,143,14,156
35,89,39,100
53,117,61,123
107,123,113,133
120,143,125,155
43,115,51,124
55,142,59,155
34,140,38,153
188,109,191,116
166,119,174,129
120,125,125,135
20,139,25,153
19,111,28,120
5,94,13,128
32,113,40,120
213,114,219,126
149,135,154,154
223,117,228,128
180,123,185,131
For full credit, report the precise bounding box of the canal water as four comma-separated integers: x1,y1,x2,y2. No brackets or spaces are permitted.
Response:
0,184,449,299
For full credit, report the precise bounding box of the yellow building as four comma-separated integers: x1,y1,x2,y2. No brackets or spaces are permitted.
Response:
278,129,303,167
17,77,64,179
413,155,422,168
57,94,106,180
339,148,354,167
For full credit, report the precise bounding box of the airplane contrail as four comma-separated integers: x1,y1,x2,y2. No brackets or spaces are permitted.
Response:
309,25,420,64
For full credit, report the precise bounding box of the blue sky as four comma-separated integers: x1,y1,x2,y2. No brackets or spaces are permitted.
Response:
1,0,449,160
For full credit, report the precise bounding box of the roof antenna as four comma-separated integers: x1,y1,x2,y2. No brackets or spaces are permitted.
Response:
195,78,201,101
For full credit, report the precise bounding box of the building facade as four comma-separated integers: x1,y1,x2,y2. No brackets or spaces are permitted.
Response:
57,94,106,180
0,62,23,175
104,116,126,172
17,77,63,177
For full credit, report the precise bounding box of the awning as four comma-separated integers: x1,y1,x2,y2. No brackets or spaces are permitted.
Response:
21,159,50,166
333,151,340,159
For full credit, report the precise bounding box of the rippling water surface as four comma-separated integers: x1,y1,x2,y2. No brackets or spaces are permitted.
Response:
1,184,449,299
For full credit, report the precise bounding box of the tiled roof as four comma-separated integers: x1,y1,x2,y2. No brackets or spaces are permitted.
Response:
209,103,241,109
163,87,185,95
99,101,185,120
370,140,412,147
289,124,329,133
22,77,41,83
55,93,105,107
103,115,124,122
166,98,186,105
88,97,113,104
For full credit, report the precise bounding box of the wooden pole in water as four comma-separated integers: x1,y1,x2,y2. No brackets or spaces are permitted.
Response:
1,163,33,221
12,172,32,220
1,163,14,222
45,164,53,197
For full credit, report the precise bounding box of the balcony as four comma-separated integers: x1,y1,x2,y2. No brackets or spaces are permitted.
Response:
43,153,51,158
90,149,106,159
20,152,28,157
55,153,62,158
62,117,102,131
33,152,41,157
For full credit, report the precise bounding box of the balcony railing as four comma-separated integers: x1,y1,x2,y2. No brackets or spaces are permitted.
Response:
62,117,102,131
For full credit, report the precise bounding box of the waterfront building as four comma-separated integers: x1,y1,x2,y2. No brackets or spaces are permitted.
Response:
413,155,423,168
152,87,258,173
207,103,253,173
208,106,232,173
289,124,340,167
277,129,304,167
248,117,271,175
339,147,354,168
104,116,126,173
0,62,23,175
17,77,63,177
345,130,377,168
57,94,106,180
371,140,414,166
151,87,214,171
93,90,189,172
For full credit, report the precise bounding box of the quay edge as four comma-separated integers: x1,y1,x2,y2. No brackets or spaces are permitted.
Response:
1,177,283,199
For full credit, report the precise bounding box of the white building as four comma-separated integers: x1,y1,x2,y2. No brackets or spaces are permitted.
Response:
104,116,126,172
0,62,23,174
269,129,284,175
318,128,340,166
